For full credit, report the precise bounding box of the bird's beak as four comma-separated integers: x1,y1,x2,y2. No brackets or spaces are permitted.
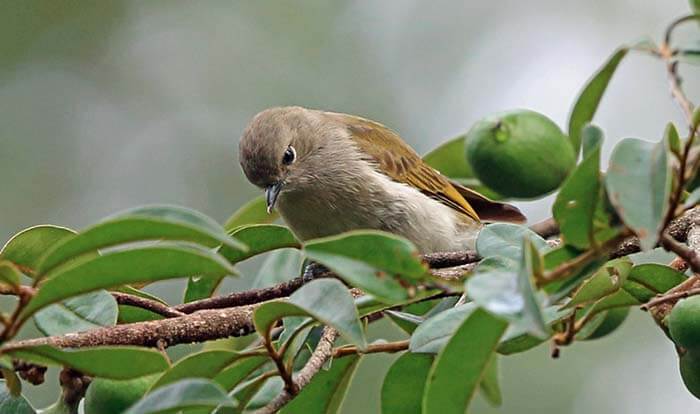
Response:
265,182,283,214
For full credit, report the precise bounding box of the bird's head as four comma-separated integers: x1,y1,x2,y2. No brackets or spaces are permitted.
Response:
239,106,326,212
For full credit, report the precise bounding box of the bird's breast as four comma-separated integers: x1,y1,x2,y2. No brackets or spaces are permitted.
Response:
276,165,480,253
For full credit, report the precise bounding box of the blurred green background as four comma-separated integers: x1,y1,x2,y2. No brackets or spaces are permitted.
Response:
1,0,699,412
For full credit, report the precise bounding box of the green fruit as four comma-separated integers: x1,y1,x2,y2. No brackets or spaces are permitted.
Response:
465,109,575,199
584,307,630,340
83,375,158,414
669,296,700,349
680,350,700,399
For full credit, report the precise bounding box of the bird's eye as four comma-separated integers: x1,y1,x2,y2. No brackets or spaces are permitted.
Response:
282,146,296,165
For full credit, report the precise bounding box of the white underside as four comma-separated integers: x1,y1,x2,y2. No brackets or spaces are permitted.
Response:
276,160,481,253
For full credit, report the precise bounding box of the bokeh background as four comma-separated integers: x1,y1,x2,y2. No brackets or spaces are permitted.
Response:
2,0,700,412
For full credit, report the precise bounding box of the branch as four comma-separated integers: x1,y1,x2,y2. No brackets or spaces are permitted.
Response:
333,339,409,358
1,305,256,351
111,292,185,318
641,286,700,310
255,327,339,414
174,276,310,314
529,217,560,239
661,233,700,273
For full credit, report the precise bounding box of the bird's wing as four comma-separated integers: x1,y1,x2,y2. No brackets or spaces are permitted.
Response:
449,181,526,223
330,113,480,222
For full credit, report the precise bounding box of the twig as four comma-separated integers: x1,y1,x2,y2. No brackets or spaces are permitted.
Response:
422,251,481,268
529,217,560,239
661,233,700,273
174,277,310,314
641,287,700,310
430,264,478,280
1,305,257,351
262,325,296,395
255,327,339,414
539,232,631,286
333,339,409,358
111,292,185,318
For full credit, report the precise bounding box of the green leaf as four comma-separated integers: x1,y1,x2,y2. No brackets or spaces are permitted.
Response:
0,225,75,276
422,309,508,414
253,249,304,288
568,47,628,152
553,125,604,249
151,350,243,390
381,353,433,414
685,187,700,209
0,261,21,289
304,231,427,302
185,225,299,302
622,263,687,302
476,224,547,262
479,354,502,406
125,379,234,414
220,225,299,264
691,0,700,14
6,346,169,379
213,355,269,392
423,135,472,178
497,306,570,355
230,375,271,413
20,245,233,322
37,205,245,277
281,355,361,414
588,289,639,314
409,304,477,353
254,279,366,350
224,196,279,231
467,239,549,339
34,290,118,336
607,138,672,250
0,380,34,414
1,368,21,396
515,238,548,337
422,136,501,199
565,258,632,308
386,299,448,334
117,306,164,324
665,123,682,157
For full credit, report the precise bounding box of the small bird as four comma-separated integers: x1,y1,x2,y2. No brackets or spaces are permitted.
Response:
238,106,525,253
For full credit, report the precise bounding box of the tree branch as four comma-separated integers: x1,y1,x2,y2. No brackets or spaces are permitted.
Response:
174,276,310,314
255,327,339,414
111,292,185,318
333,339,409,358
1,305,257,351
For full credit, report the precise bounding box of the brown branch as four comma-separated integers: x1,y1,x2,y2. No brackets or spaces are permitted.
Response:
333,339,409,358
174,276,310,314
111,292,185,318
262,324,296,395
661,233,700,273
422,251,481,268
255,327,339,414
430,264,478,280
641,286,700,311
529,217,560,239
1,305,257,351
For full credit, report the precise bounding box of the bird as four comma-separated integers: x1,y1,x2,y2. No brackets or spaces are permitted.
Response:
238,106,525,253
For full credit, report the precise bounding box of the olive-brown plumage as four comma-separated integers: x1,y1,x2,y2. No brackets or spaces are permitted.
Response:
239,106,524,253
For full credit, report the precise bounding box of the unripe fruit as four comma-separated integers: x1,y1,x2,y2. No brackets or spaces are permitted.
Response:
669,296,700,350
83,375,158,414
465,110,575,199
680,350,700,399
